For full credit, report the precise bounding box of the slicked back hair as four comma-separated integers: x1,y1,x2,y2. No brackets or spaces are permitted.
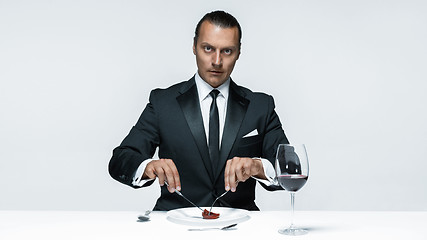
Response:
194,10,242,48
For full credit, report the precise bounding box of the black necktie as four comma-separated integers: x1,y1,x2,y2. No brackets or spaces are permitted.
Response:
209,89,220,171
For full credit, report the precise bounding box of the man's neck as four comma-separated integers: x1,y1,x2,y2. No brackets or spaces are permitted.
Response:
195,72,230,100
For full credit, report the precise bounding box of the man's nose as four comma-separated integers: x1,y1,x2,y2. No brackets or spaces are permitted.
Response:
212,50,222,67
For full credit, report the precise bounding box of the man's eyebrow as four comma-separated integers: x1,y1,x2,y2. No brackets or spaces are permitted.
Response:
200,42,238,50
223,46,238,50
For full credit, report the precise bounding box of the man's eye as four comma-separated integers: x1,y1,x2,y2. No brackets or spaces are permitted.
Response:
204,46,212,52
224,49,232,55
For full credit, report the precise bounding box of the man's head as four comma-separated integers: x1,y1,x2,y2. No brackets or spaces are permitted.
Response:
193,10,242,88
194,11,242,48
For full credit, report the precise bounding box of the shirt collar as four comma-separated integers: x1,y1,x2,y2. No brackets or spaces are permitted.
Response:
195,72,230,101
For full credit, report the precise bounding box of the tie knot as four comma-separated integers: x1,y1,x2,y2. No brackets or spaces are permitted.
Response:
210,89,220,99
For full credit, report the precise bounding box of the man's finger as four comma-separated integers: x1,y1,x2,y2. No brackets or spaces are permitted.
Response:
228,157,239,192
241,159,253,181
154,165,166,186
172,167,181,191
235,161,246,182
224,159,232,191
144,166,157,180
164,158,181,191
160,159,180,193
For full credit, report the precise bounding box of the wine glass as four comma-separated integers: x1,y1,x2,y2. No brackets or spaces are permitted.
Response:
275,144,309,235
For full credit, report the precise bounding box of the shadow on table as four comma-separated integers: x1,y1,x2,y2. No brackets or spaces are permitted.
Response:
296,225,342,233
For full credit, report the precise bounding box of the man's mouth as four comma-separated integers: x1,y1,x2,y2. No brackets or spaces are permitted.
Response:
209,70,223,75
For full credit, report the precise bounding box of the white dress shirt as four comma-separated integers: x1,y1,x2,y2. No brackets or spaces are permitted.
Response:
132,73,276,187
195,72,228,148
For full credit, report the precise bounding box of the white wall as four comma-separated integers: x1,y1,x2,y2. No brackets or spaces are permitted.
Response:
1,0,426,211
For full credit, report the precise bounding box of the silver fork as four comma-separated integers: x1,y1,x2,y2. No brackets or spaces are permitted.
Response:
208,190,229,214
208,181,240,214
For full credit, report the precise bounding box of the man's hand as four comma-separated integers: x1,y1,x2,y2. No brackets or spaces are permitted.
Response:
143,159,181,193
224,157,265,192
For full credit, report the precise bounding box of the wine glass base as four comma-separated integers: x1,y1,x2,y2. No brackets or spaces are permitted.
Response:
278,227,308,236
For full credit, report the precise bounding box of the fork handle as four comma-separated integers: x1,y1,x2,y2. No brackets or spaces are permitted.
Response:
209,190,230,213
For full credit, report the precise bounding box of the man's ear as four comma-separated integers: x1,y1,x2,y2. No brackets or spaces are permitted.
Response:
193,43,196,55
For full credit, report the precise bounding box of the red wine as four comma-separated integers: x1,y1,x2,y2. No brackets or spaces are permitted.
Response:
277,175,308,192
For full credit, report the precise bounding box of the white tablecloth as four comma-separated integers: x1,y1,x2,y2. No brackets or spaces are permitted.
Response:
1,210,426,239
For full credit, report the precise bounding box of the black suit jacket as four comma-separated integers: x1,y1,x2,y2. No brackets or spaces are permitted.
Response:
109,77,288,211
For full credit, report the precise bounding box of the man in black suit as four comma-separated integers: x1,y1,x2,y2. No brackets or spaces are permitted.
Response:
109,10,289,211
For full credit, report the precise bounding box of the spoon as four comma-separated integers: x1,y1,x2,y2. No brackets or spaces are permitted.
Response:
187,223,237,231
137,210,152,222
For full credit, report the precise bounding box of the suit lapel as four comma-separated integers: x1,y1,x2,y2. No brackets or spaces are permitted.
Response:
176,78,215,183
215,80,249,182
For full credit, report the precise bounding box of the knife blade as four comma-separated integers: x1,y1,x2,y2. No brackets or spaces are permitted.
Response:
163,181,203,211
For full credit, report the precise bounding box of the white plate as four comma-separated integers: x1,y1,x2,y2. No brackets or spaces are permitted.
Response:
166,207,250,227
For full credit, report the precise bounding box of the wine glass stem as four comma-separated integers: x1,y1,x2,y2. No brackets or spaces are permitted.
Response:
290,191,295,229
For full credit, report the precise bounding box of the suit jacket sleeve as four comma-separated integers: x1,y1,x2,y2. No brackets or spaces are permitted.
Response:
108,90,160,188
260,95,289,190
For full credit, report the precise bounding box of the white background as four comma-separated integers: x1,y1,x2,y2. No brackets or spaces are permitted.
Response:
1,0,426,211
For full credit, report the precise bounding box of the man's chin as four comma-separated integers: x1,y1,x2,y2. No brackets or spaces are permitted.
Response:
208,78,227,88
200,74,227,88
